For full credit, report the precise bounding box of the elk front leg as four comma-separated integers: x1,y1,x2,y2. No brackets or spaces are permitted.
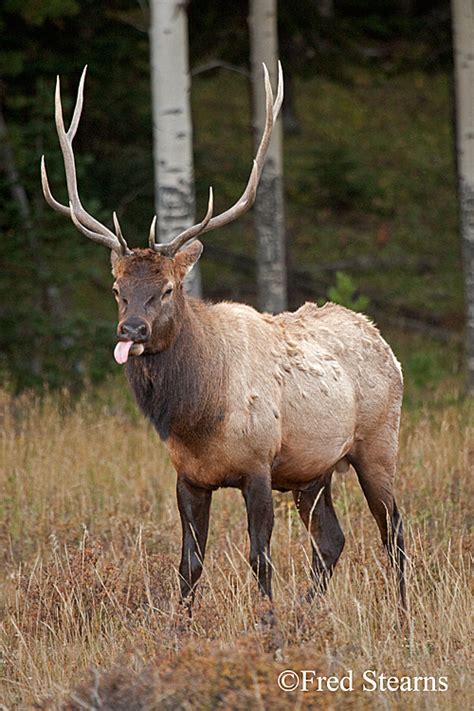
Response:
242,474,274,599
177,476,212,608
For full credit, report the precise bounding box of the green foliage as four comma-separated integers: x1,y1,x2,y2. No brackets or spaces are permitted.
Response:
310,144,384,212
4,0,78,26
0,0,463,393
404,350,446,390
327,271,370,312
0,0,152,391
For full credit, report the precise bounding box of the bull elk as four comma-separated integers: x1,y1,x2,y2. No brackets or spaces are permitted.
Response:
41,66,406,614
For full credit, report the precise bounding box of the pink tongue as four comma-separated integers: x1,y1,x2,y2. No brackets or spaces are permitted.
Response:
114,340,134,365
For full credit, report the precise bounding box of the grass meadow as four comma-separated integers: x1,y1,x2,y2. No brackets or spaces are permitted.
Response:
0,373,472,710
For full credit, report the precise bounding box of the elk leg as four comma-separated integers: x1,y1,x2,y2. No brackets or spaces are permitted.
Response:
292,475,345,599
242,474,274,599
351,441,407,612
177,476,212,607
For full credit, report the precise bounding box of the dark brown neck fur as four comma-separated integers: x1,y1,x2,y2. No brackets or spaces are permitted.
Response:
126,298,227,447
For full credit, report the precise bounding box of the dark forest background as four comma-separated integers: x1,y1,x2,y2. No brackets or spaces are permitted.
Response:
0,0,461,397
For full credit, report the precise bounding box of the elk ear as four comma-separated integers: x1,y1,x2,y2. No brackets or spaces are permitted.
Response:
174,240,203,280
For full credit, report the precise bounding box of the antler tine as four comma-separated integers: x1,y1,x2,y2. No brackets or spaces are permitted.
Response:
273,61,284,121
113,212,132,255
68,202,121,251
41,155,70,216
41,67,127,255
252,63,275,182
154,63,283,258
148,215,158,249
67,65,87,140
151,188,214,257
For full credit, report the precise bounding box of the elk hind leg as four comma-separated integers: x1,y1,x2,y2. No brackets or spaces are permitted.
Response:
292,474,345,599
351,439,407,611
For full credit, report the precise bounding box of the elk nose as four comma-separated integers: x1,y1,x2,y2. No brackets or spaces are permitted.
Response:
119,319,150,342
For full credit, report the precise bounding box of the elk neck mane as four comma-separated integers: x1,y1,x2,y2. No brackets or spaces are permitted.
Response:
125,298,227,445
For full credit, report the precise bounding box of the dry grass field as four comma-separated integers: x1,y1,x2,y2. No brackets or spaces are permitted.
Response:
0,381,472,709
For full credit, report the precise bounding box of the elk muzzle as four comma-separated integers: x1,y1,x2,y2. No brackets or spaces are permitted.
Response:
118,317,150,342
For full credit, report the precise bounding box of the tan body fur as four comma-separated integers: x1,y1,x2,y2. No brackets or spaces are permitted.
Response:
167,300,402,495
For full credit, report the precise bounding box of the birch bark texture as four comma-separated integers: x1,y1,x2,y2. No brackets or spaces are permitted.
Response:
452,0,474,395
149,0,201,296
249,0,287,314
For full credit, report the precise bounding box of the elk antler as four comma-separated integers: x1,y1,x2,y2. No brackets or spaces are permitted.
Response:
149,61,284,258
41,66,130,256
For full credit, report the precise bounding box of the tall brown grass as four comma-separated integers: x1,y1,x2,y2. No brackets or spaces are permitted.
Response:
0,383,472,709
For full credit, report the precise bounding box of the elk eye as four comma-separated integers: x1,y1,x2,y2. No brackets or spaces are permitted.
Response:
112,287,119,300
162,286,173,299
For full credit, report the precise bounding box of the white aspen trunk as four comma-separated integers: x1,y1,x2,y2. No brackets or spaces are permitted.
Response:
149,0,201,296
249,0,287,314
452,0,474,395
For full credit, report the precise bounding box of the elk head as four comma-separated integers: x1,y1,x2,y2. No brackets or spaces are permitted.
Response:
41,65,283,364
